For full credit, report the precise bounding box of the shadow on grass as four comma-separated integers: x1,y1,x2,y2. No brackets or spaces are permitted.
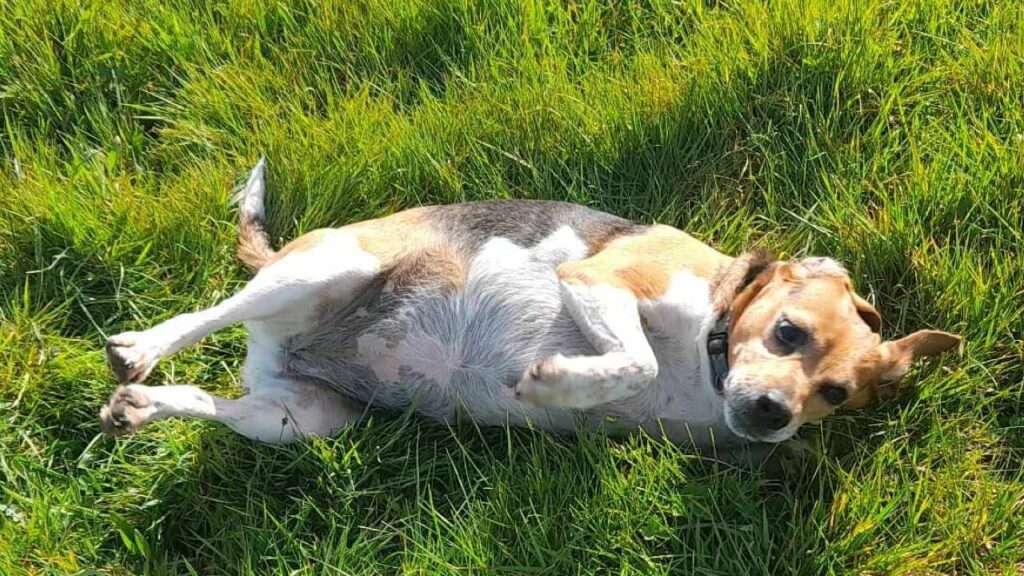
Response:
104,409,851,574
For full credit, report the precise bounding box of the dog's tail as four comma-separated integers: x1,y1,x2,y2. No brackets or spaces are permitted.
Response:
233,157,275,272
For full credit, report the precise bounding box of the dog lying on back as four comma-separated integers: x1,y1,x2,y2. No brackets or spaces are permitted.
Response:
101,159,959,448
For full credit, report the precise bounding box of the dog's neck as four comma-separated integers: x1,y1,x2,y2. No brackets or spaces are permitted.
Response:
632,270,725,427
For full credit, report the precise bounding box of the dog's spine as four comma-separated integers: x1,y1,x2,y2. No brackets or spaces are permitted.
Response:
235,157,275,272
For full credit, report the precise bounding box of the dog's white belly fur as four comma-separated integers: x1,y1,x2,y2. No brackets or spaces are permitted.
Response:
255,227,732,443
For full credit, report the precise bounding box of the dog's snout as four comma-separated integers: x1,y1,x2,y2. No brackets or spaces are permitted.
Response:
747,394,792,431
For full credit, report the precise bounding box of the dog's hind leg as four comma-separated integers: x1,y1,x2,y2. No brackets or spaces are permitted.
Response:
105,160,382,385
100,379,362,443
105,230,379,383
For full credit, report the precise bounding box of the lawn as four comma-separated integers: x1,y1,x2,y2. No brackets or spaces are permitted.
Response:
1,0,1022,573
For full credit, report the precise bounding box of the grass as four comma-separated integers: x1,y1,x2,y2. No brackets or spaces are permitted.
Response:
1,0,1022,573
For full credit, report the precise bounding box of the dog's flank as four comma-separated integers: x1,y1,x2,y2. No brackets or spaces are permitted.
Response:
100,159,960,447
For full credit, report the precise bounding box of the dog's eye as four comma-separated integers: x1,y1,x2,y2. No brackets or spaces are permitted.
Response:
775,319,808,349
820,384,849,405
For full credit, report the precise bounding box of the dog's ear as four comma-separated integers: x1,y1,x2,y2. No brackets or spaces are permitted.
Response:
711,250,777,318
876,330,962,382
846,329,961,409
850,291,882,333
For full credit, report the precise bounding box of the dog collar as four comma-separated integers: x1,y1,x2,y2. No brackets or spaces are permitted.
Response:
707,315,730,395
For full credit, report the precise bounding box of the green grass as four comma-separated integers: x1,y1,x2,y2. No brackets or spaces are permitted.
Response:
1,0,1022,573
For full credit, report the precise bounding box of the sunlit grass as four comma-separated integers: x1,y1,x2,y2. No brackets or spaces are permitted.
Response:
1,0,1021,574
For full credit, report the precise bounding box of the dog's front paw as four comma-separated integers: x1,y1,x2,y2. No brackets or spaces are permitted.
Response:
515,355,573,407
105,332,158,384
100,385,156,435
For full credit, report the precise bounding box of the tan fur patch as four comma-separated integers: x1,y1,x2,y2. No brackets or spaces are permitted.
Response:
384,244,466,292
237,213,275,272
269,229,332,263
267,206,468,291
345,207,439,263
269,207,442,266
558,225,730,299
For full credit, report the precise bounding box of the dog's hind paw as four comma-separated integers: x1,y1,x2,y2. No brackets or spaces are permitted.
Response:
105,332,158,384
100,386,155,435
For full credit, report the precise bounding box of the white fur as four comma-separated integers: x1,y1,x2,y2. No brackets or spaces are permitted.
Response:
109,230,378,378
111,382,361,443
530,225,590,264
640,270,722,423
345,226,591,428
352,229,584,390
233,156,267,219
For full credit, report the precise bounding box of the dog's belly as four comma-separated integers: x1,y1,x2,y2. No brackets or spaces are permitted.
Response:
281,233,597,429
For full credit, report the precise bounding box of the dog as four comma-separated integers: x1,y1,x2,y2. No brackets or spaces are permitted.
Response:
100,159,960,450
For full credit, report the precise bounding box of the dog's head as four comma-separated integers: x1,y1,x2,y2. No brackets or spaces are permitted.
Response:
711,253,960,443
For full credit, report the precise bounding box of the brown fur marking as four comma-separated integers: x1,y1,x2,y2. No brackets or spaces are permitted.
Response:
237,213,275,272
709,250,777,317
558,225,731,299
383,244,467,293
268,207,443,268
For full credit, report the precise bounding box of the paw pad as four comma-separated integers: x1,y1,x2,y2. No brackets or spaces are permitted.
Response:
100,386,153,435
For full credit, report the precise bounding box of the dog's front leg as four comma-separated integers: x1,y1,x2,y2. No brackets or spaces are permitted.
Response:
515,282,657,409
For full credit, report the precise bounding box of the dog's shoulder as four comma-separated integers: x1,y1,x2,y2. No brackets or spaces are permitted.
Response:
558,224,731,300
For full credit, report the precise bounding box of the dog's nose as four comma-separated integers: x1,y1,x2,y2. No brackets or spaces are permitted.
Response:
746,394,792,431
